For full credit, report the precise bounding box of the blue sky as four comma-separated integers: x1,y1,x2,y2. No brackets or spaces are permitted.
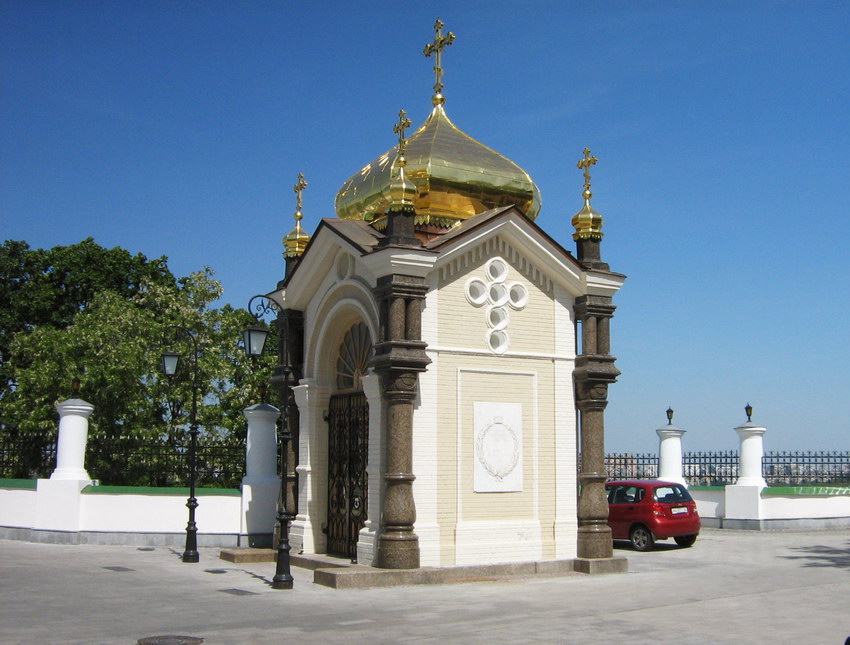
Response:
2,1,848,452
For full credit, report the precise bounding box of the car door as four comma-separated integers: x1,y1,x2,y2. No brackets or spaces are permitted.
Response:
616,485,645,537
606,485,628,538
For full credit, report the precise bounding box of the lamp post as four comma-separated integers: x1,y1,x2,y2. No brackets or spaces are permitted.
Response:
244,294,293,590
161,326,201,563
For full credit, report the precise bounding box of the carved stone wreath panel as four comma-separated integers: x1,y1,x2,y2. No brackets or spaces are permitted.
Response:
473,401,523,492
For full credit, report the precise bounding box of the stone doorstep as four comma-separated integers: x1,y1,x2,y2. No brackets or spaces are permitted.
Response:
218,549,629,589
219,548,350,570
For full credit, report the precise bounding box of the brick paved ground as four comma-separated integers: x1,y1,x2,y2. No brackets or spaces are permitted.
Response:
1,528,849,644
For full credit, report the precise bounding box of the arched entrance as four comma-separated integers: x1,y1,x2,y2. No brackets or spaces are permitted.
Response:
326,321,372,560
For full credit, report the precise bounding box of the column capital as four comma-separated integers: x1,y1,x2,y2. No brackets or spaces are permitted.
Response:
574,295,616,319
243,402,281,421
734,422,767,439
574,355,620,386
656,425,686,440
54,398,94,419
374,273,429,299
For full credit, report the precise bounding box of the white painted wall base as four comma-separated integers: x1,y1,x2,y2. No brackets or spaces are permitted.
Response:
690,486,850,531
1,481,246,547
356,520,378,565
553,519,578,560
240,480,279,536
35,479,92,532
413,521,441,567
724,485,763,520
454,520,543,565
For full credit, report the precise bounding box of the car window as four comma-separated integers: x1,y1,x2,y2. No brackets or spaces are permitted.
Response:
653,485,693,503
608,485,644,504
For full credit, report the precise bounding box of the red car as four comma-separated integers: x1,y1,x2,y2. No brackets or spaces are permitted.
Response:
605,480,700,551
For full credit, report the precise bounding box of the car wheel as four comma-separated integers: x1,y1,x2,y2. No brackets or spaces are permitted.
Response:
629,525,655,551
674,534,697,547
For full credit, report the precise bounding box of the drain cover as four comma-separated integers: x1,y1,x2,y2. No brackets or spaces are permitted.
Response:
103,566,135,572
137,637,204,645
204,568,228,574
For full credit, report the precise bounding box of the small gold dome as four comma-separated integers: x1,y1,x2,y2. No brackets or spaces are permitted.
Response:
572,148,603,241
572,189,604,241
335,103,541,230
283,219,310,258
283,172,310,258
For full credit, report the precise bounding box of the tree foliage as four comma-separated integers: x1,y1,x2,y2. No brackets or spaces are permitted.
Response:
0,239,277,484
0,238,175,393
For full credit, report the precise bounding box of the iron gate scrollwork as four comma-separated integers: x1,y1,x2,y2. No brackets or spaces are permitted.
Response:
327,391,369,561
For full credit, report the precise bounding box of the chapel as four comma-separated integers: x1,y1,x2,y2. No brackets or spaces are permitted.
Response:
267,20,624,571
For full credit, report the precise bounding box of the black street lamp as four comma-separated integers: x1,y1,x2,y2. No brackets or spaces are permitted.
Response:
244,294,293,590
162,326,201,564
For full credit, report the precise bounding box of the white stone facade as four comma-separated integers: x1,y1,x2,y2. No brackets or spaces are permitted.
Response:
275,208,616,567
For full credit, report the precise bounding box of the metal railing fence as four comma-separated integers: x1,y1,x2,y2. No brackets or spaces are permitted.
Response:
762,451,850,485
0,434,246,488
603,451,849,486
3,434,848,489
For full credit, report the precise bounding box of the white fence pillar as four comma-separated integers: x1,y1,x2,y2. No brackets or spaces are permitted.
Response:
240,403,280,541
735,421,767,489
243,403,280,484
51,398,94,481
656,423,687,487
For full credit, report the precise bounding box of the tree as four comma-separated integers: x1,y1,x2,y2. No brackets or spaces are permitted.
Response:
0,240,276,484
0,238,176,396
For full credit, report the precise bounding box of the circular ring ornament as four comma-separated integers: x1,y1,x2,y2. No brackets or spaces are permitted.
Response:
486,258,508,283
487,305,509,330
335,253,353,280
465,277,488,307
487,329,509,354
507,282,528,309
476,417,520,482
488,282,508,306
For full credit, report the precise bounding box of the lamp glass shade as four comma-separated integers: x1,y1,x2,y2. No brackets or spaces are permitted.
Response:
243,325,269,358
161,351,180,377
666,407,674,424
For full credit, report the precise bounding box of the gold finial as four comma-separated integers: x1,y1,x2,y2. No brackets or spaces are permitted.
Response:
284,172,310,258
423,18,455,104
572,147,604,241
577,147,598,199
387,109,417,209
293,172,308,221
393,109,413,163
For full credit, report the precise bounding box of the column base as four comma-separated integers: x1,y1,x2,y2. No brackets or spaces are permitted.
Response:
577,524,613,559
375,532,420,569
574,556,628,575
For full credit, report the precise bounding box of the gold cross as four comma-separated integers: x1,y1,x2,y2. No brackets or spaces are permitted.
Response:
423,18,455,95
392,109,413,159
293,172,308,221
577,147,598,193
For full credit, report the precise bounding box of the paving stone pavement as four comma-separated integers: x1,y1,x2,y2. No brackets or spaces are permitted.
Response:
1,528,849,644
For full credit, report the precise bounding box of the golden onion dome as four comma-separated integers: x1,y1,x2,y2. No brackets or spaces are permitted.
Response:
283,219,310,258
283,172,311,258
571,148,604,241
334,102,542,230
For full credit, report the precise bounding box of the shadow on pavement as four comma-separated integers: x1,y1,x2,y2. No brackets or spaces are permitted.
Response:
612,539,683,552
781,540,850,570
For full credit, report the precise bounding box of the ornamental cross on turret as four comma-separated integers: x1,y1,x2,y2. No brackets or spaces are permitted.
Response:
393,109,413,159
423,18,455,95
577,147,598,194
293,172,308,221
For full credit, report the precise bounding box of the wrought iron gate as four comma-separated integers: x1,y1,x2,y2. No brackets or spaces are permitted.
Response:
326,391,369,560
